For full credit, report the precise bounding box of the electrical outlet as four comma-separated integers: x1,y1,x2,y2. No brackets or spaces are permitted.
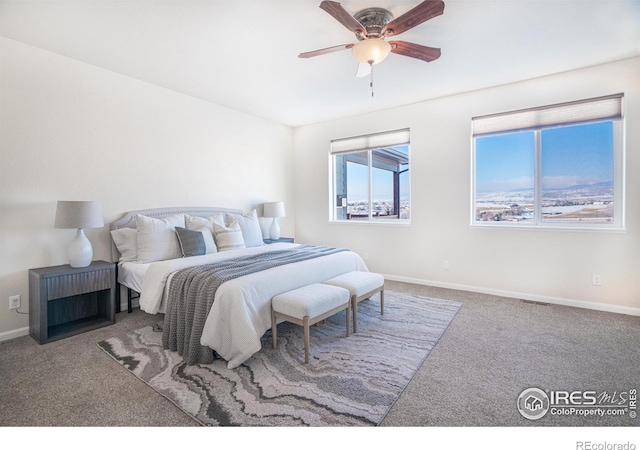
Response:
592,275,602,286
9,295,20,310
363,252,369,260
443,260,450,270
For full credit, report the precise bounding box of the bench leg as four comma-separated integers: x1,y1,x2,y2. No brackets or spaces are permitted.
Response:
346,301,350,337
303,316,310,364
352,296,358,333
271,307,277,349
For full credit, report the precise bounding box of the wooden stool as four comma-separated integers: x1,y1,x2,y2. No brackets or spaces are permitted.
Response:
271,283,351,364
323,271,384,333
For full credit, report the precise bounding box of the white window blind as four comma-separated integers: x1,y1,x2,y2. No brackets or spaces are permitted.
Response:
472,94,623,137
331,128,410,154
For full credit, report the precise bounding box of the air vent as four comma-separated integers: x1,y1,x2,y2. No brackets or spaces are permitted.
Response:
521,299,549,306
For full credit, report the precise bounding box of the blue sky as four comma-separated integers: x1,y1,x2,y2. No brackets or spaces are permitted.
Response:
475,121,613,193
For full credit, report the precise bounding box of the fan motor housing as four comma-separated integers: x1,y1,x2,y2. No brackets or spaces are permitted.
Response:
354,7,393,39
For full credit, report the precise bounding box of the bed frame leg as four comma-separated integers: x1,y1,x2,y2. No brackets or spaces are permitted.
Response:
114,264,121,314
127,288,133,313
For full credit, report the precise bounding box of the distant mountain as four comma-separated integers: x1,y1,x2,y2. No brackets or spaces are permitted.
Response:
478,181,613,195
542,181,613,192
507,187,534,193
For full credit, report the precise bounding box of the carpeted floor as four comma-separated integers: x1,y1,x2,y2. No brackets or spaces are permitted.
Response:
1,280,639,429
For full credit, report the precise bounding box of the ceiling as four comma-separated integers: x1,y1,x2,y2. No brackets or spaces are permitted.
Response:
1,0,639,127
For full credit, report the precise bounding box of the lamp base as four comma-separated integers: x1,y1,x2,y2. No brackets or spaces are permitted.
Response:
269,218,281,241
68,228,93,268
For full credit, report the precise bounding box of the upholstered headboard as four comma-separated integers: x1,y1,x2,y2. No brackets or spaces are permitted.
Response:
109,206,244,262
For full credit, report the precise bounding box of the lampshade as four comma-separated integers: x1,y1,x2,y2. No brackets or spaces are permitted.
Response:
54,201,104,229
263,201,286,218
352,39,392,65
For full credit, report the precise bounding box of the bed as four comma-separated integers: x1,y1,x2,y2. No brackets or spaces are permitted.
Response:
110,206,368,369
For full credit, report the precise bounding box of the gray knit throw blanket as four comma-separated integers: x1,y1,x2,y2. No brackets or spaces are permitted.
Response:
162,245,348,365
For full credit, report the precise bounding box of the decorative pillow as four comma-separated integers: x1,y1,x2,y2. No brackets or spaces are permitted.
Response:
175,227,206,257
185,213,225,234
198,227,217,254
213,220,246,252
110,228,137,262
135,214,185,263
225,209,263,248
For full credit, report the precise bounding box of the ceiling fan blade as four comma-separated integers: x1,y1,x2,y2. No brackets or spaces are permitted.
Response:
389,41,441,62
355,63,371,78
298,43,354,59
320,1,367,36
381,0,445,37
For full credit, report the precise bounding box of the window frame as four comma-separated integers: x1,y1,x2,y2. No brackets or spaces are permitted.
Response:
471,95,625,231
329,129,411,224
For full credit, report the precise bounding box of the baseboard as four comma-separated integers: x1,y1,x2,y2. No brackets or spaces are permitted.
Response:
384,274,640,317
2,278,636,343
0,298,140,343
1,299,141,343
0,326,29,343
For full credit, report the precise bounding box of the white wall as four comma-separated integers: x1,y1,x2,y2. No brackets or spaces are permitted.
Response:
293,57,640,314
0,37,294,338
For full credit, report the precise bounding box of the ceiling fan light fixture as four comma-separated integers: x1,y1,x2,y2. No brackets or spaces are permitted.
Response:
352,39,391,65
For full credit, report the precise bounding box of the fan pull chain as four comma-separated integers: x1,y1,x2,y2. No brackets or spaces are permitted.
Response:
369,61,374,97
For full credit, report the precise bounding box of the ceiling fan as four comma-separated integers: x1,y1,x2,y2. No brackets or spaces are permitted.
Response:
299,0,445,79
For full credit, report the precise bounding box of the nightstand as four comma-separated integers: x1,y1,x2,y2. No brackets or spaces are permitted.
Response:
29,260,116,344
264,237,295,244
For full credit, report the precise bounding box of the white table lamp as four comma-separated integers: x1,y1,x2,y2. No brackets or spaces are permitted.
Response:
263,201,285,240
54,201,104,268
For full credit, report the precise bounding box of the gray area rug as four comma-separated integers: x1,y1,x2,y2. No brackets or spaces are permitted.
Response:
97,291,461,426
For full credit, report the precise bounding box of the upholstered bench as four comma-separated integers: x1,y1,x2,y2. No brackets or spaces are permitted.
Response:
323,271,384,333
271,283,351,364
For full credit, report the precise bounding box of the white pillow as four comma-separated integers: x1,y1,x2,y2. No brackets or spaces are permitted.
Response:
185,213,225,234
225,210,263,248
198,227,217,254
110,228,137,262
213,220,246,252
135,214,185,263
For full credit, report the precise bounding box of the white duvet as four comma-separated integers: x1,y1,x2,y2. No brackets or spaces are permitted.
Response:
137,243,368,368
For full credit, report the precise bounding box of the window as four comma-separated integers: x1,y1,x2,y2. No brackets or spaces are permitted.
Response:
472,94,624,229
331,129,410,222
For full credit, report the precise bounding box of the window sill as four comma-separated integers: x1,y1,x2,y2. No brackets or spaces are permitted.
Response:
329,220,411,226
470,222,626,233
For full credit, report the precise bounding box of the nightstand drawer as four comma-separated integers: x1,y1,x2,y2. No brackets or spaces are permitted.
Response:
44,269,113,301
